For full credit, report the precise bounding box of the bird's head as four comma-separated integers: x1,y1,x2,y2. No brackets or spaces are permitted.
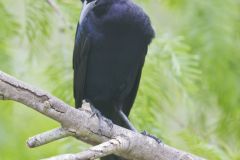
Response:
79,0,116,25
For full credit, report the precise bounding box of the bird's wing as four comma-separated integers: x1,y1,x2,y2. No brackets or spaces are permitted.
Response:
122,46,148,116
73,23,91,108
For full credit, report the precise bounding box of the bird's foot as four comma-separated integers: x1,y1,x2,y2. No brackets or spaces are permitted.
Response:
89,103,102,118
105,118,114,129
141,131,162,144
89,104,113,132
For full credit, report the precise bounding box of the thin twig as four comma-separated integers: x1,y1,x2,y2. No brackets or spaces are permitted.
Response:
43,136,129,160
46,0,72,28
27,128,72,148
47,0,64,20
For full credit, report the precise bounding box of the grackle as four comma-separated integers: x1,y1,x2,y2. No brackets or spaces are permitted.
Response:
73,0,154,159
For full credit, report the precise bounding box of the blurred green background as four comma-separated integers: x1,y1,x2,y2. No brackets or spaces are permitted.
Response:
0,0,240,159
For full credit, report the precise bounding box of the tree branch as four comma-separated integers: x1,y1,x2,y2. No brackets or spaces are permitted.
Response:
0,71,205,160
44,136,129,160
27,128,72,148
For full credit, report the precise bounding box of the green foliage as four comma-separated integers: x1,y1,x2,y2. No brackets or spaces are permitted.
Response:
25,0,52,48
0,0,240,159
0,2,19,73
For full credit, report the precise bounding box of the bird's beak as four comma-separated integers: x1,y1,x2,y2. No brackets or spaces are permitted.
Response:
79,0,97,25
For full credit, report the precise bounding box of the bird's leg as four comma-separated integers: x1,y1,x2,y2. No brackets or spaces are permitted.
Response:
118,110,137,132
117,106,161,144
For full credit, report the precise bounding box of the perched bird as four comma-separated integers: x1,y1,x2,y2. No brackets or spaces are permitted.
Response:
73,0,154,159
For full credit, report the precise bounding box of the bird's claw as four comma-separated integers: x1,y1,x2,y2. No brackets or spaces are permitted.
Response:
104,118,114,130
89,104,102,118
89,104,114,132
141,131,162,144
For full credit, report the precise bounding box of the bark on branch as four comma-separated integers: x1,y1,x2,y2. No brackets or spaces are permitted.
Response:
0,71,205,160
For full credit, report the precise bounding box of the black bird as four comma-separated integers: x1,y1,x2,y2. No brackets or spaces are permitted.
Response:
73,0,154,159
